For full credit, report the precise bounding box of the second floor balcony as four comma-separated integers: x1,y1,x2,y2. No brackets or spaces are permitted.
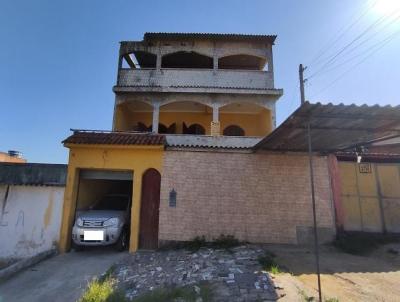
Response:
116,68,275,92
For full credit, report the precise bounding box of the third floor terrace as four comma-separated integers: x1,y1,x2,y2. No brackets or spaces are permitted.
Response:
114,33,282,94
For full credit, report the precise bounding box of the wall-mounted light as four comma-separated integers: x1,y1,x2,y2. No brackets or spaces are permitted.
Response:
169,189,177,207
356,152,362,164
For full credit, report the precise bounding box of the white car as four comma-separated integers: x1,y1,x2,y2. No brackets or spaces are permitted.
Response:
71,194,131,251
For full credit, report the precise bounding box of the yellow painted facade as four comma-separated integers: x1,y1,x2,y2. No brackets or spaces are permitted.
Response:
59,144,164,253
114,109,272,136
339,161,400,233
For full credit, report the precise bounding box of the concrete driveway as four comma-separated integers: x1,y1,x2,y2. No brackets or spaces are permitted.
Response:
0,248,128,302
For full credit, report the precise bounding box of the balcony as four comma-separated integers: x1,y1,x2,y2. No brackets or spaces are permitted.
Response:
115,68,276,93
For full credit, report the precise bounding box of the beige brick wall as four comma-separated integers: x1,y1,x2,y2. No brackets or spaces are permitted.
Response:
159,150,335,244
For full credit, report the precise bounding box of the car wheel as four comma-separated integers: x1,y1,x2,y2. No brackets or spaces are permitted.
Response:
116,229,128,252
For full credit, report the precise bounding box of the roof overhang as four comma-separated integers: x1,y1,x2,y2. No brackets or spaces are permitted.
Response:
254,102,400,153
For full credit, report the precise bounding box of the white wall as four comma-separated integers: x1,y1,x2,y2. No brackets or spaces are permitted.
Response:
0,185,64,259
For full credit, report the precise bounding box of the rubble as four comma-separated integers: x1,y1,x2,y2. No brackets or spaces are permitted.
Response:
112,245,278,301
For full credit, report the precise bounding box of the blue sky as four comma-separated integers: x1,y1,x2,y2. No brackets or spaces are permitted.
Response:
0,0,399,163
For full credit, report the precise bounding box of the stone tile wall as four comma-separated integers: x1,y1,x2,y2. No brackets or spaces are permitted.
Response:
159,150,335,244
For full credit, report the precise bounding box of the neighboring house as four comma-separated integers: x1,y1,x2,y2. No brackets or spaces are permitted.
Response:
0,151,26,163
59,32,400,254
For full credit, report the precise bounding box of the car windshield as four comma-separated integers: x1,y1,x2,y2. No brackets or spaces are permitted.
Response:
92,195,129,211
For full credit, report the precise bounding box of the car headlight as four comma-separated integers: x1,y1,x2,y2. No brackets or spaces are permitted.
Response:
76,217,83,227
103,218,119,227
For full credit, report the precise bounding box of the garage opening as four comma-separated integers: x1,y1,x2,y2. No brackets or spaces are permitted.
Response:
72,169,133,250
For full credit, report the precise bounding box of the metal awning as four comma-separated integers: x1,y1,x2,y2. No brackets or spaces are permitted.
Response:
254,102,400,152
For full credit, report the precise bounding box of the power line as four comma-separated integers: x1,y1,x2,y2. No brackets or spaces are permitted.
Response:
308,0,378,67
307,9,400,80
308,18,400,77
309,32,400,99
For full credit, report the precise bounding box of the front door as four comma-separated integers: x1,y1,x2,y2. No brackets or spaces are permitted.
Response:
139,169,161,249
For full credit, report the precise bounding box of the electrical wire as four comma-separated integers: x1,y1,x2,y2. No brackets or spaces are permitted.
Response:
308,17,400,77
308,0,378,67
307,10,400,80
309,32,400,99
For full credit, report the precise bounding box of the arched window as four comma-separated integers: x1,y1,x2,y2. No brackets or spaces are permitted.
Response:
162,51,213,69
134,122,151,132
183,123,206,135
158,123,168,134
218,54,266,70
223,125,245,136
121,51,156,69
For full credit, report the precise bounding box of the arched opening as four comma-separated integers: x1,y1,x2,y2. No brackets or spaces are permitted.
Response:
159,101,211,135
147,123,177,134
162,51,213,69
114,100,153,132
183,123,206,135
223,125,245,136
121,51,157,69
219,102,272,136
139,168,161,250
218,54,267,70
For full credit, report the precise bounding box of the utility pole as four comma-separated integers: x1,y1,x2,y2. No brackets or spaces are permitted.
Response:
300,63,322,302
299,64,307,104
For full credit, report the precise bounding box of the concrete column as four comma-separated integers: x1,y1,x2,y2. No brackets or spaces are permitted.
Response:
213,41,218,71
156,54,162,70
211,103,220,136
152,101,160,133
263,101,276,130
213,55,218,70
156,43,162,70
212,103,219,122
129,169,143,252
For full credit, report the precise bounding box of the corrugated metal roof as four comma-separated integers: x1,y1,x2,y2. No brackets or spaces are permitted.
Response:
63,130,166,146
143,32,277,44
165,135,261,149
336,151,400,162
254,102,400,152
0,163,67,186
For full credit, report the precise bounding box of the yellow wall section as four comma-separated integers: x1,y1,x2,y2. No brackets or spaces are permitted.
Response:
59,144,164,253
114,109,272,136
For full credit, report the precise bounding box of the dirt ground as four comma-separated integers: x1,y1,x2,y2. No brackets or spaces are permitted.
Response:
266,243,400,302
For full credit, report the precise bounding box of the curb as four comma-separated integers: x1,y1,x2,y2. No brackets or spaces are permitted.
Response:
0,248,57,282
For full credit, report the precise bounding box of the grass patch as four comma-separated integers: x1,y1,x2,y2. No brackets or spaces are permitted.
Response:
132,283,212,302
333,232,400,256
211,234,240,250
175,234,243,252
298,289,339,302
299,289,314,302
258,251,282,273
79,277,127,302
184,236,207,252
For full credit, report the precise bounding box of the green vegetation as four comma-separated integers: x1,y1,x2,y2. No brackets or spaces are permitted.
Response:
257,250,282,273
211,234,240,249
79,277,127,302
298,290,339,302
333,232,400,255
132,283,212,302
325,298,339,302
299,289,314,302
184,235,207,252
177,234,242,252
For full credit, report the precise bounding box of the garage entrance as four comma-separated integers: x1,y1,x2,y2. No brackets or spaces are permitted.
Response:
73,169,133,249
139,169,161,249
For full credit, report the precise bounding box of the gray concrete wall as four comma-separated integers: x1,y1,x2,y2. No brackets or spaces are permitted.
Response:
118,68,274,90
